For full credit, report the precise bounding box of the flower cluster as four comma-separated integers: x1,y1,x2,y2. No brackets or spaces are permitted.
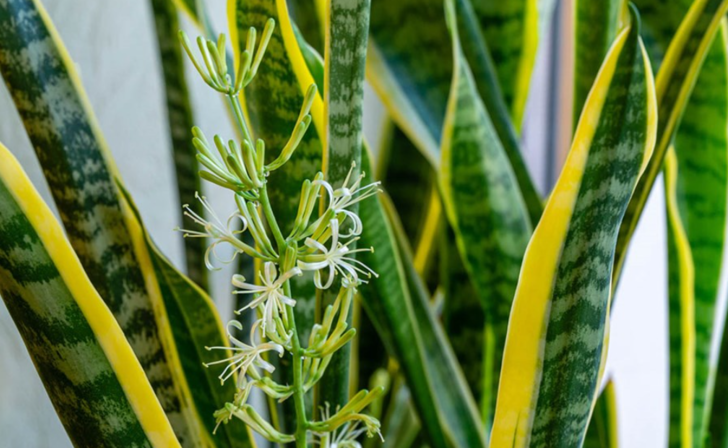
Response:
179,21,383,447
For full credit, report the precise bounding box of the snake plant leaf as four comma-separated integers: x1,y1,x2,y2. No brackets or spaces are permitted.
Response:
381,384,421,448
148,0,207,291
614,0,728,283
0,143,180,448
118,184,256,448
574,0,626,126
583,380,619,448
229,0,324,431
440,225,488,424
712,325,728,447
317,0,371,409
368,0,543,226
287,0,323,53
0,0,221,444
490,8,657,446
631,2,728,444
469,0,539,131
359,149,487,448
440,0,533,434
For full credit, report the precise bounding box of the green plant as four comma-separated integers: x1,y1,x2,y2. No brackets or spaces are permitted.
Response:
0,0,727,447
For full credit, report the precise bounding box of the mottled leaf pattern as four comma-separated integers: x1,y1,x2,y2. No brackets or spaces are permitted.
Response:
583,380,619,448
0,144,180,448
491,9,656,446
440,0,533,436
0,0,202,443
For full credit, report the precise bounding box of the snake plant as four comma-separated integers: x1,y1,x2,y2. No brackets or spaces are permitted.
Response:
1,0,728,446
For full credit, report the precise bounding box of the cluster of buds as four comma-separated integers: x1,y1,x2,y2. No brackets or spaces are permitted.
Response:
178,20,383,448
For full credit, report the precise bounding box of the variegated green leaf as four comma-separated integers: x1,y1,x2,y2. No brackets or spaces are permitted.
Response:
148,0,207,290
359,149,486,448
229,0,324,431
317,0,371,410
440,0,533,434
469,0,538,131
711,328,728,446
615,0,728,282
574,0,626,125
368,0,543,226
0,2,255,445
584,380,619,448
0,143,180,448
490,8,657,446
632,2,728,445
118,185,256,448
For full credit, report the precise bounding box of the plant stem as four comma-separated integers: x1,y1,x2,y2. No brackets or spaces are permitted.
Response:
227,94,254,145
260,184,308,447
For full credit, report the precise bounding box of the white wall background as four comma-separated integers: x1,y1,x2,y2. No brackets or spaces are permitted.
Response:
0,0,720,446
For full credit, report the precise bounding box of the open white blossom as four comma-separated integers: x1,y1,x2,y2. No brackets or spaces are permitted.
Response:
232,262,302,333
298,219,377,289
315,163,381,237
204,320,283,388
176,192,248,270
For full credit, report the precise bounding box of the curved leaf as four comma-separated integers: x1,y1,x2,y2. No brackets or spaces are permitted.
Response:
0,143,180,448
359,148,486,448
615,0,728,282
490,9,657,446
440,0,533,434
0,2,254,445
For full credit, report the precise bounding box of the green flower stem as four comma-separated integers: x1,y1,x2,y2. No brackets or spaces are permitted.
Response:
227,94,254,147
260,183,309,447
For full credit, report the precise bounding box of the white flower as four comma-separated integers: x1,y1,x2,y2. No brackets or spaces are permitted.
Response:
232,262,302,333
298,219,377,289
204,320,284,388
315,163,381,237
176,192,247,270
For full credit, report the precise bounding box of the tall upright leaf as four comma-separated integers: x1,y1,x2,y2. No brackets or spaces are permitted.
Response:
490,8,657,446
440,0,533,434
632,1,728,444
615,0,728,281
584,380,619,448
148,0,207,290
573,0,625,125
318,0,370,410
470,0,539,131
0,143,180,448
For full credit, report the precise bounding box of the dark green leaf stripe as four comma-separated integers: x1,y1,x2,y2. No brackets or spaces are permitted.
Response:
359,148,486,448
318,0,371,410
119,185,255,448
148,0,208,291
0,144,179,448
491,8,655,446
0,0,200,443
711,322,728,447
469,0,536,130
574,0,624,127
441,0,532,435
230,0,323,431
583,380,618,448
615,0,728,284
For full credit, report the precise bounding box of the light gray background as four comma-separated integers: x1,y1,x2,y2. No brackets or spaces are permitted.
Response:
0,1,720,446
